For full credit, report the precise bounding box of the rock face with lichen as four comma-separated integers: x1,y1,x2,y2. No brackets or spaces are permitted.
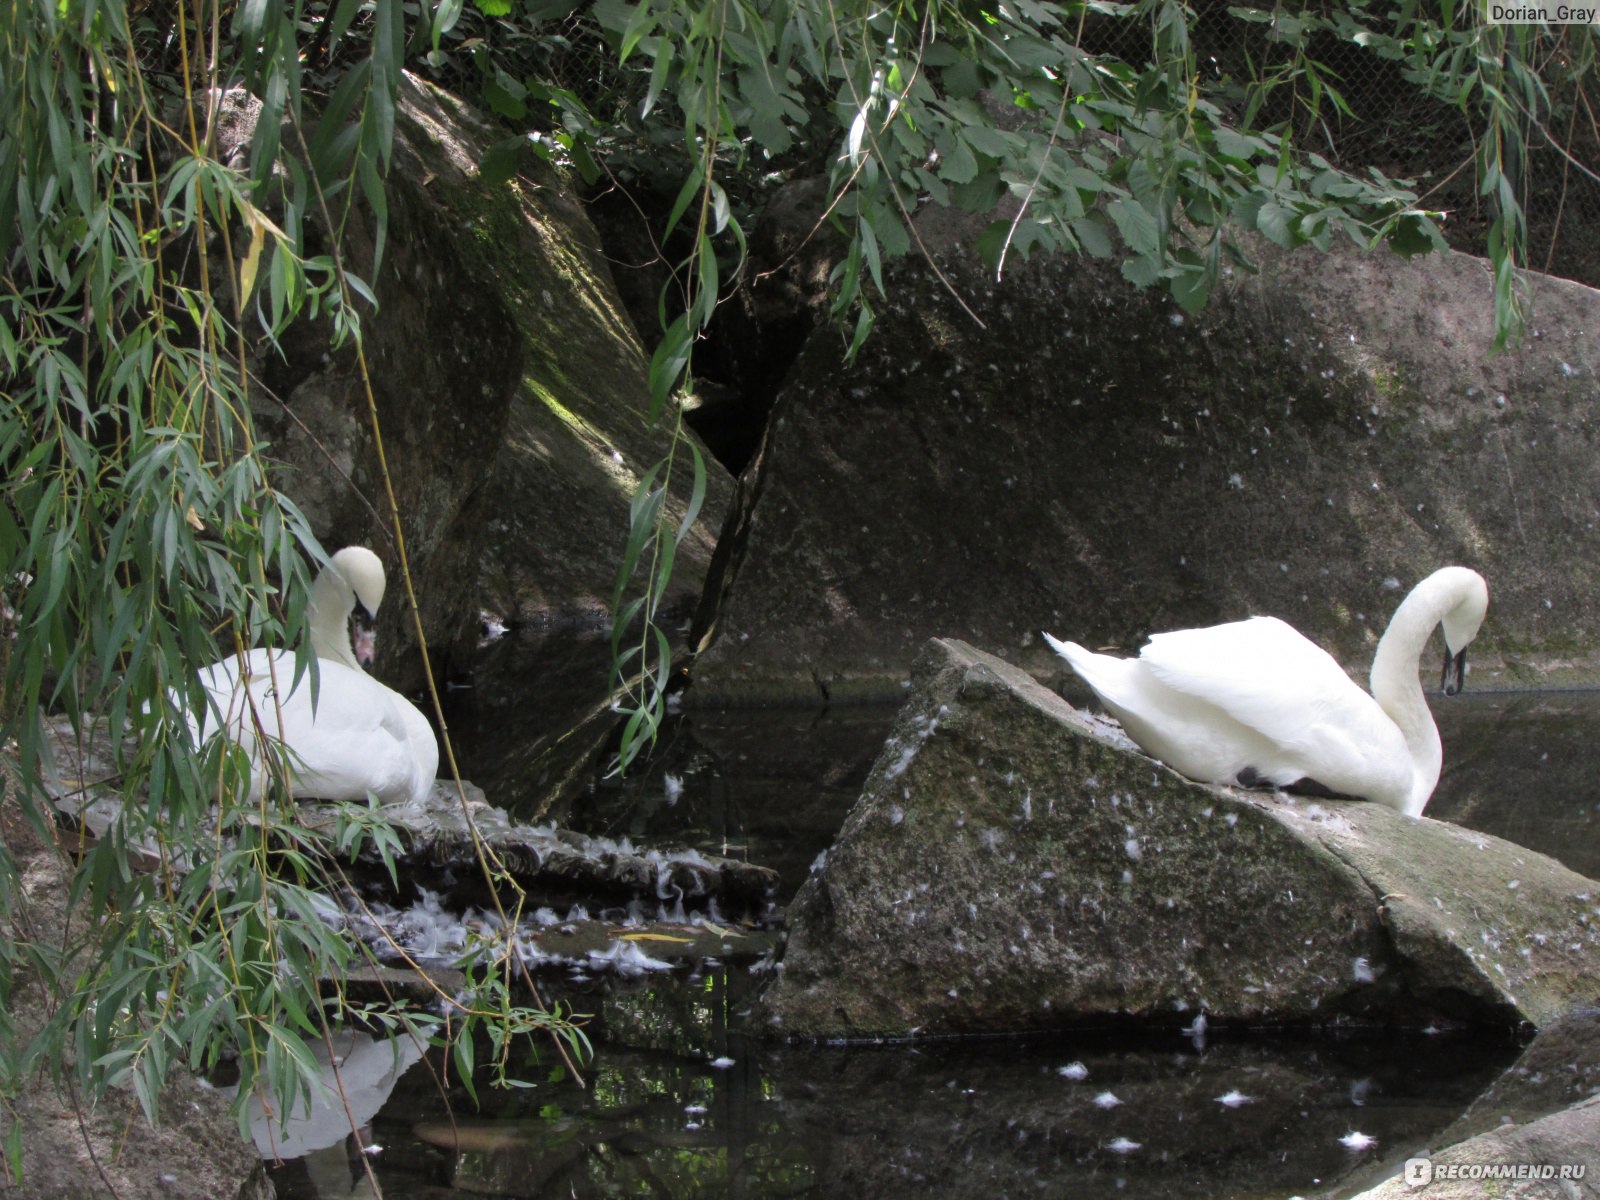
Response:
757,638,1600,1039
690,187,1600,703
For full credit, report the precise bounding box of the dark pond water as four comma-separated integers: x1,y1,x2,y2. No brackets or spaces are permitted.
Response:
264,633,1600,1199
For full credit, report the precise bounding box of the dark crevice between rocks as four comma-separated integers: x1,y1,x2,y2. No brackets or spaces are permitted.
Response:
686,415,771,659
589,176,843,467
584,180,849,681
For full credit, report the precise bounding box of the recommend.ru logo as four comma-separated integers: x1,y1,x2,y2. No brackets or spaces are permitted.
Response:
1404,1158,1588,1189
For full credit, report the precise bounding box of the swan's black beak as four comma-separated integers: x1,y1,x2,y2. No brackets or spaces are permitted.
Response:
1440,646,1468,696
350,604,378,668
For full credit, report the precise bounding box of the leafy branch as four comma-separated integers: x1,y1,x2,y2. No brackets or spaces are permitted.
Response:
0,0,586,1174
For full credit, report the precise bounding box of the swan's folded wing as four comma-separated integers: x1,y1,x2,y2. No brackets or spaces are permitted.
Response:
193,655,433,805
1138,617,1386,752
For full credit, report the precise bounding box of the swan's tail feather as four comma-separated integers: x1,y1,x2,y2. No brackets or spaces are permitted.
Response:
1043,631,1146,714
1043,632,1108,684
1042,631,1086,666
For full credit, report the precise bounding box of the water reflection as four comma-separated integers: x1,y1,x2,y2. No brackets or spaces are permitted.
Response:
240,1031,426,1198
270,968,1519,1199
263,634,1600,1199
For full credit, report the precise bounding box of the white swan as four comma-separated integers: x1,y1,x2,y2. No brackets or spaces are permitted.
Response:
1044,567,1488,817
233,1029,426,1160
190,547,439,806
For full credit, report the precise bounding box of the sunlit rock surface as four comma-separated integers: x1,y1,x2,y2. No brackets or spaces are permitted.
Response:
1347,1101,1600,1200
691,185,1600,702
239,72,731,686
759,639,1600,1038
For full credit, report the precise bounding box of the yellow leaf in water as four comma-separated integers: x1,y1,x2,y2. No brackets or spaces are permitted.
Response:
618,933,694,944
700,922,737,938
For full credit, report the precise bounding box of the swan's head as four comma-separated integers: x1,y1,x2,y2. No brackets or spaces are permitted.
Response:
334,546,385,666
311,547,386,669
1435,567,1488,695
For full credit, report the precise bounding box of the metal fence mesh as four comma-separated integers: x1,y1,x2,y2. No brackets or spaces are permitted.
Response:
1081,9,1600,287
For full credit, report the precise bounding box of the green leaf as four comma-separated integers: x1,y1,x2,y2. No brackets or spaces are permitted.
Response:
618,3,657,62
479,136,528,186
936,130,979,185
739,64,793,154
675,442,707,545
1108,198,1160,256
951,169,1006,213
648,313,693,419
960,126,1014,158
433,0,466,53
643,39,673,119
1386,210,1446,258
941,60,985,99
1254,199,1296,248
1121,255,1163,287
663,167,705,242
1171,268,1211,313
1070,215,1114,259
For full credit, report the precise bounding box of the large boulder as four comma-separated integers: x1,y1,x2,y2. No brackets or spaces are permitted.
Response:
758,639,1600,1039
1430,692,1600,882
251,76,525,689
252,75,730,688
690,191,1600,702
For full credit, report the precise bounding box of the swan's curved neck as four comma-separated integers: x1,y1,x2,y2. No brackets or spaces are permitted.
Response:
1369,579,1456,808
308,566,360,670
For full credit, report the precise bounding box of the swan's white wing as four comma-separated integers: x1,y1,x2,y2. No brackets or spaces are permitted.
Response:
1138,617,1409,800
193,652,437,805
393,695,441,807
1047,631,1265,782
1139,617,1357,716
272,665,422,803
